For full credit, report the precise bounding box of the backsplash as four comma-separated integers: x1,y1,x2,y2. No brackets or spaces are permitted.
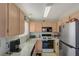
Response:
30,32,41,38
0,38,8,55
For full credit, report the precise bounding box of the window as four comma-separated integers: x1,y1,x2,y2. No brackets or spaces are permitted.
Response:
24,21,29,35
19,21,29,37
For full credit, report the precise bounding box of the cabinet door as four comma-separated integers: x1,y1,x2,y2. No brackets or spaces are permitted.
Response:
30,22,36,32
19,9,24,34
54,39,59,56
35,22,42,32
56,22,59,32
8,4,20,36
35,39,42,52
0,4,8,37
52,23,57,32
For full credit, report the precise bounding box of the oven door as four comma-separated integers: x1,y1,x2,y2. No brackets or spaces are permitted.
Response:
42,40,54,52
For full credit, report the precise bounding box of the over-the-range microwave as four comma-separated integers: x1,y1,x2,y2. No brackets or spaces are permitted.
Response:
42,27,52,32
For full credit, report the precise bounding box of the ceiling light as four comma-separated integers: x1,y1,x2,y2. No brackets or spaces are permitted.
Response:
43,6,51,18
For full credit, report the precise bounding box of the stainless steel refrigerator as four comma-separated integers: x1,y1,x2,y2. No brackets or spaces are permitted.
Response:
60,21,79,56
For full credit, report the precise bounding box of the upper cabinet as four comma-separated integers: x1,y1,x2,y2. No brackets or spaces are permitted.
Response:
35,22,42,32
30,21,36,32
8,4,20,36
0,3,8,37
19,9,25,34
29,21,59,32
0,3,25,37
42,21,59,32
30,21,42,32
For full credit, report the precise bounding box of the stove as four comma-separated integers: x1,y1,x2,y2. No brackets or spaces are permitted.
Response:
40,32,53,40
40,32,54,52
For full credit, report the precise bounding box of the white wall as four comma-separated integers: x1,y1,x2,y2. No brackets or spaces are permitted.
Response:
19,21,29,37
0,38,8,55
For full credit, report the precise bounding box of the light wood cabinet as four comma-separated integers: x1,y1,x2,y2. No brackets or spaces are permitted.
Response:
52,23,57,32
30,21,42,32
30,21,36,32
0,3,24,37
34,39,42,52
19,9,24,34
42,21,59,32
0,3,8,37
54,39,59,56
52,22,59,32
35,22,42,32
8,4,20,36
30,21,59,32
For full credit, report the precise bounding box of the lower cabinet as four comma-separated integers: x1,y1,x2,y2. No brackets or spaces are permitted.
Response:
54,39,59,56
34,39,42,53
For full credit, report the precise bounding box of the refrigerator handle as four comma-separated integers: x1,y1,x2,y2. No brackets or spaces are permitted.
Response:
60,40,75,48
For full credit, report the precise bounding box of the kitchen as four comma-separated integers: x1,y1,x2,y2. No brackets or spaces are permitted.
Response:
0,3,79,56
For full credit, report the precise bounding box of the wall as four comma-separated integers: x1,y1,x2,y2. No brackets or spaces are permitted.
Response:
0,38,8,55
58,11,79,26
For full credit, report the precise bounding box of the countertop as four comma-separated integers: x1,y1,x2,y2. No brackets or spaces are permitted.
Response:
3,38,37,56
3,37,59,56
19,38,37,56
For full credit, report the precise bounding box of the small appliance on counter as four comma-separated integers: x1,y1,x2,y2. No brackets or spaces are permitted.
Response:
10,39,21,52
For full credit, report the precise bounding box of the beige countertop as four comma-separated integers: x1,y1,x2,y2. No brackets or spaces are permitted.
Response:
3,38,37,56
3,37,59,56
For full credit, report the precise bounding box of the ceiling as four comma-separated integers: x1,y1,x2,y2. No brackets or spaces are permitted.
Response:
16,3,79,21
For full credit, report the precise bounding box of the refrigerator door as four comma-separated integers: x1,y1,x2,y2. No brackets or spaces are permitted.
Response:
61,22,76,47
76,21,79,55
60,22,76,56
67,22,76,47
60,41,76,56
